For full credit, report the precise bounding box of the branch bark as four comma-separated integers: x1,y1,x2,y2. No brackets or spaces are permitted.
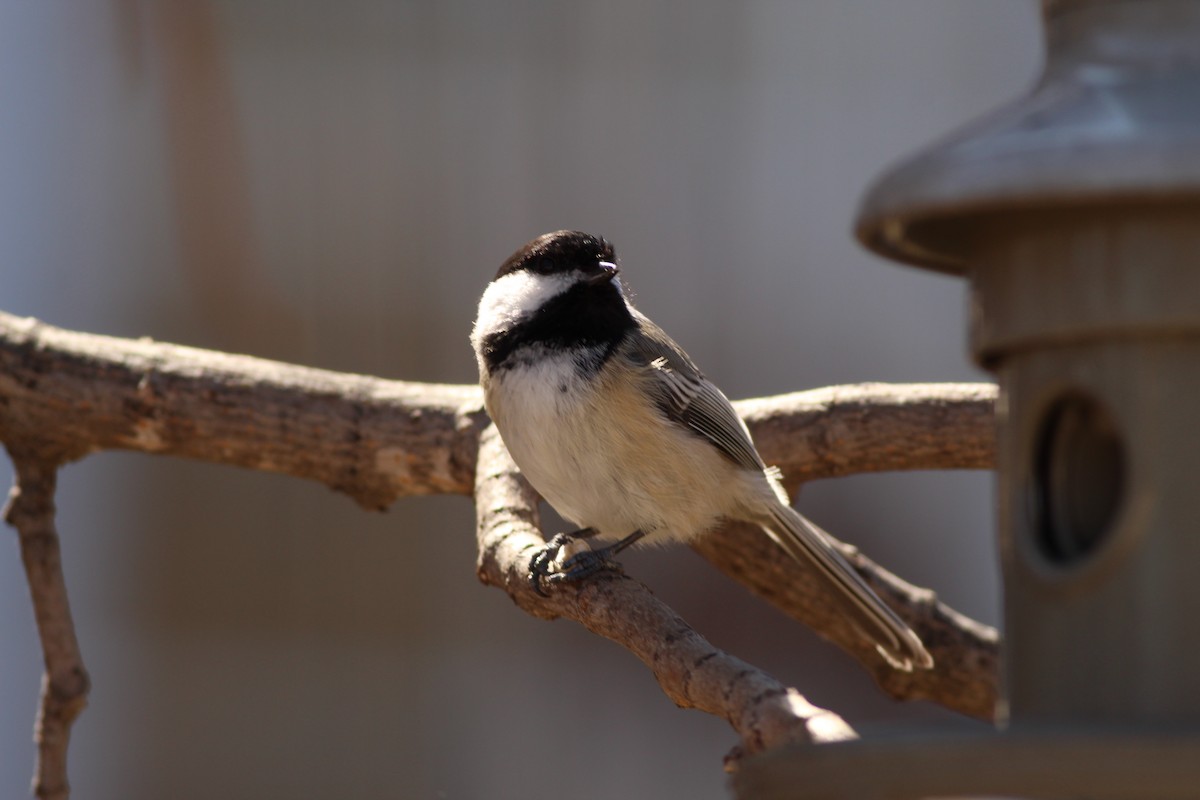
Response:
473,425,859,764
739,382,996,490
0,311,998,699
3,452,89,800
695,522,999,720
0,312,487,507
0,313,992,495
730,383,1000,717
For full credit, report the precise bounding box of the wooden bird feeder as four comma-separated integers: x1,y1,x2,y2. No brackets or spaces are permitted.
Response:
736,1,1200,796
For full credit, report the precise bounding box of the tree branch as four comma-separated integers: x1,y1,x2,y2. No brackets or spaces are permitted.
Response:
0,312,487,507
727,383,1000,718
0,310,999,731
3,452,90,800
739,382,996,489
695,522,998,720
473,425,858,764
0,313,992,495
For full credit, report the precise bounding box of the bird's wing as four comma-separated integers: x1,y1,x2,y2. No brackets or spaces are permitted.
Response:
622,312,765,472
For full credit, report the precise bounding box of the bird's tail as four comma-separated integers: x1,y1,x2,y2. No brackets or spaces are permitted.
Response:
760,502,933,671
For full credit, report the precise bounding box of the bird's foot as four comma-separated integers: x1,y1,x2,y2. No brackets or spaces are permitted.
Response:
528,529,645,596
528,530,615,596
528,532,579,596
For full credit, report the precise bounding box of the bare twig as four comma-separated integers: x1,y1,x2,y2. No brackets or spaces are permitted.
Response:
473,425,858,764
3,452,90,800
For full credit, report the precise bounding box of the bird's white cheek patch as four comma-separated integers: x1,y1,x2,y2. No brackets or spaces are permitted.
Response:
472,270,575,343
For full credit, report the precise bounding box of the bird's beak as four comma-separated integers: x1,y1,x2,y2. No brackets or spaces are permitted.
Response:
588,261,620,286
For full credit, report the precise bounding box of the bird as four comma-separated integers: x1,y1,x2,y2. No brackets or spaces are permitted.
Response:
470,230,932,671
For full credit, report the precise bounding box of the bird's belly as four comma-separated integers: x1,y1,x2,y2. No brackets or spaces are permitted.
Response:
486,359,736,544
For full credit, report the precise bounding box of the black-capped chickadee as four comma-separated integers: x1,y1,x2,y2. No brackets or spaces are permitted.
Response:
471,230,932,671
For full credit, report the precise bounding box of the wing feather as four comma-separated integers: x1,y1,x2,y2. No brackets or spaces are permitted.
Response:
622,313,765,472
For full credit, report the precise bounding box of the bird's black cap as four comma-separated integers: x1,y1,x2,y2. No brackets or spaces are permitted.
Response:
496,230,617,280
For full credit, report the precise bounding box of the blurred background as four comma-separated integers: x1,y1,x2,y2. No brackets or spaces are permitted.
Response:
0,2,1040,798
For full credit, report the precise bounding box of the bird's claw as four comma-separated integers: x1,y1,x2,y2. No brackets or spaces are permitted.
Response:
528,533,574,596
528,532,621,596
